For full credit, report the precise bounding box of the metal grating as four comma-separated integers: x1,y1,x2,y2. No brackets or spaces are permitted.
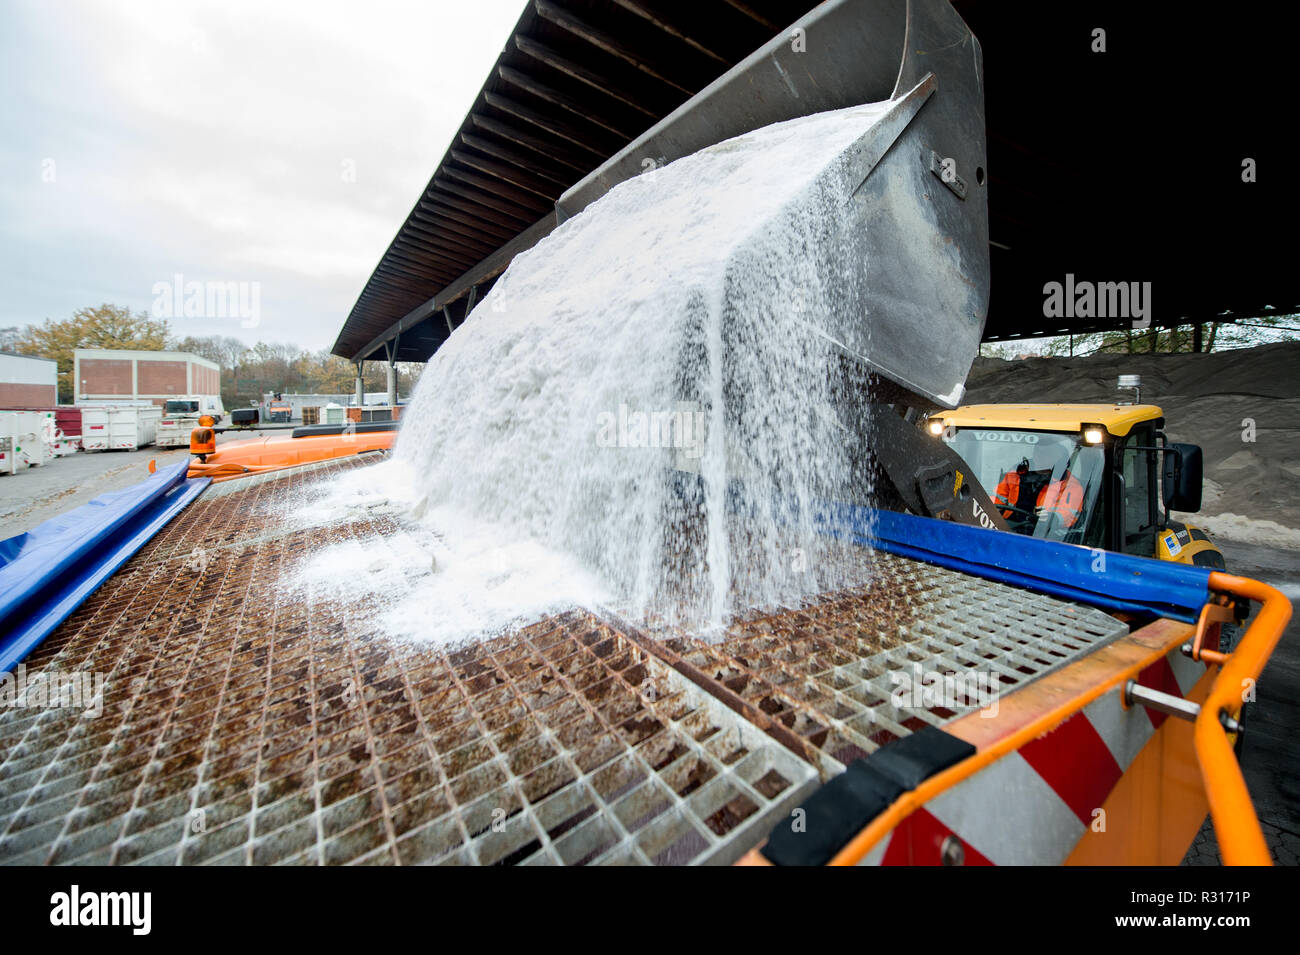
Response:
399,617,819,866
1,457,1126,865
0,460,815,866
650,557,1128,772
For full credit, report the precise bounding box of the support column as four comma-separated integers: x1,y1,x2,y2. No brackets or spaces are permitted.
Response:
384,341,397,409
354,361,364,406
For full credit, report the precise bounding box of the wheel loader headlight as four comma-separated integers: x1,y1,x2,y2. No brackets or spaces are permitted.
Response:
928,419,945,436
1083,425,1105,445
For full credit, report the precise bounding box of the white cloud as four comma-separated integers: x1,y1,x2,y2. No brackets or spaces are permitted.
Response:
0,0,527,350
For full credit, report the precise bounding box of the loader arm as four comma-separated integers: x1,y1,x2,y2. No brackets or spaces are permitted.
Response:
868,404,1009,530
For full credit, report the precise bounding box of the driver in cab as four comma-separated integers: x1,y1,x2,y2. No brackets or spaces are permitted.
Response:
995,444,1085,529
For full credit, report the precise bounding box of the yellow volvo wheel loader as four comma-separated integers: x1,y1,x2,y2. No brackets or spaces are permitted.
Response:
926,378,1225,570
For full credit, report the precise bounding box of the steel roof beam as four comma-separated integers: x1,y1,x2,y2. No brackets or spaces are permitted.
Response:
417,198,519,240
512,35,661,119
410,207,517,249
432,179,540,226
389,241,478,275
611,0,731,65
721,0,781,31
496,64,640,139
440,162,556,212
533,0,693,95
470,114,592,173
390,228,483,262
404,215,501,257
373,256,451,282
425,188,534,231
483,90,620,157
458,131,572,185
449,146,564,200
349,214,557,363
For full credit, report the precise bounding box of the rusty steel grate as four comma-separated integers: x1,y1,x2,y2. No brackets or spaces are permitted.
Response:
1,457,1126,865
651,555,1127,771
0,460,815,866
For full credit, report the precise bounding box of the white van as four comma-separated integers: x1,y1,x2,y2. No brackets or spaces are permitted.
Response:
156,395,225,448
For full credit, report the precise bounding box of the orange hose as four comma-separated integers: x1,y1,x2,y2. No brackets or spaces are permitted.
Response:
187,462,285,482
185,431,396,482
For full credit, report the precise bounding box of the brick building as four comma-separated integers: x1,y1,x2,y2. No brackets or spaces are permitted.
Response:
73,348,220,406
0,352,58,408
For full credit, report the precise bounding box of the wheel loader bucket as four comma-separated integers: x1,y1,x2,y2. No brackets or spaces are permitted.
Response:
557,0,989,410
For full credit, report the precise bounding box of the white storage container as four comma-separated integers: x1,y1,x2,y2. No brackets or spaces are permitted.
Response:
80,405,163,451
322,402,345,425
0,411,46,474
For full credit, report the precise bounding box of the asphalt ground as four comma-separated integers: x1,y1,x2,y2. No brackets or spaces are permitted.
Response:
0,427,281,537
1183,539,1300,865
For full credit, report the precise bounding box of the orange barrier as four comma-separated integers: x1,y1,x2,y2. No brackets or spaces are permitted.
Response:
737,574,1291,866
1065,665,1214,865
816,620,1182,866
1195,572,1292,865
186,430,396,482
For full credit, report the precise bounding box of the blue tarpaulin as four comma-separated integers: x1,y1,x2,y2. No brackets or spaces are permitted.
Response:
819,503,1212,624
0,461,209,672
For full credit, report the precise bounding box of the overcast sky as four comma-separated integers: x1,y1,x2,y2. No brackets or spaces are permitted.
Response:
0,0,526,352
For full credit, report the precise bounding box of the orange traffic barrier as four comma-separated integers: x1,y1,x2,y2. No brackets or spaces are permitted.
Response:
818,619,1188,866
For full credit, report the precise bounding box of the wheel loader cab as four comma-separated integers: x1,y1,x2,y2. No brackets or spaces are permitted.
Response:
940,423,1107,546
928,404,1224,568
1118,419,1160,556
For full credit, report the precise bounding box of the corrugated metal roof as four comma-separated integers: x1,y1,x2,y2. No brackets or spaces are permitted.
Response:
334,0,801,363
334,1,1298,363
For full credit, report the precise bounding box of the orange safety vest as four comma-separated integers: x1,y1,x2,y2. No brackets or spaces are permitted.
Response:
996,469,1085,528
995,468,1028,519
1036,473,1085,528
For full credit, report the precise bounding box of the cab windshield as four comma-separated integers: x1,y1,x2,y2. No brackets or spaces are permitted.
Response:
942,427,1105,545
164,400,200,414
